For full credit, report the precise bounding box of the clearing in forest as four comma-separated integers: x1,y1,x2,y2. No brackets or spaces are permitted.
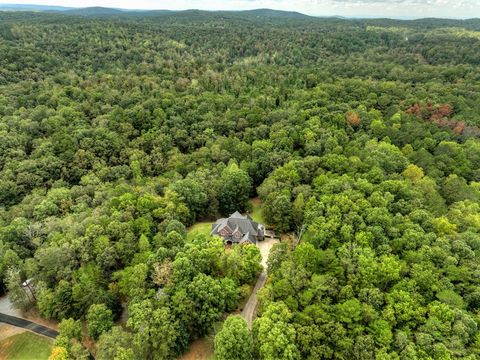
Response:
249,197,265,224
186,198,266,242
187,222,214,241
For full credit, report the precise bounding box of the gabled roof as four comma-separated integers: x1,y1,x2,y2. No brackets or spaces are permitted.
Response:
239,231,256,244
211,211,265,243
230,211,244,219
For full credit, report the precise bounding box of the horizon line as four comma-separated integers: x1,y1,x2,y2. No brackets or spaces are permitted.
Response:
0,3,479,20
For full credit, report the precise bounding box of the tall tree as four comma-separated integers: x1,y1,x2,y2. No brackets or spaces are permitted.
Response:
219,162,252,215
215,315,253,360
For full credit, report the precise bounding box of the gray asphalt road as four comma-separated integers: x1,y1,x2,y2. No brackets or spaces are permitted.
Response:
0,313,58,338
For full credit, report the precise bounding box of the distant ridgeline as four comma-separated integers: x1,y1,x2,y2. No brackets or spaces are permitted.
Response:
0,5,314,19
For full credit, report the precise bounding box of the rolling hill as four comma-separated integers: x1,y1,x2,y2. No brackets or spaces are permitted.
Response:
0,4,313,20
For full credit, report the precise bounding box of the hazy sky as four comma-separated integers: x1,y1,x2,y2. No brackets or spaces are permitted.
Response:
1,0,479,18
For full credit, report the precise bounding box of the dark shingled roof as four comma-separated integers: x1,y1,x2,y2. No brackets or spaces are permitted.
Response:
211,212,265,244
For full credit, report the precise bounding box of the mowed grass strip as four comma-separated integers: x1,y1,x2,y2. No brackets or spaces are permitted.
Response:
0,331,53,360
248,198,265,224
187,222,213,241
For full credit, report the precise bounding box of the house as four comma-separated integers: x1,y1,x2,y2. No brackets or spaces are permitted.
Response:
211,211,265,245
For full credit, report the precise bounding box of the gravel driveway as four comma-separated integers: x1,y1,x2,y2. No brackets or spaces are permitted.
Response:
241,237,278,328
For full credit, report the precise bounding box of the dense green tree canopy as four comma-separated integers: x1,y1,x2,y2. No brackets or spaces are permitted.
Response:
0,9,480,359
215,315,253,360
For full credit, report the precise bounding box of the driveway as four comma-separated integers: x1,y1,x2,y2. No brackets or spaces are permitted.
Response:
241,237,278,328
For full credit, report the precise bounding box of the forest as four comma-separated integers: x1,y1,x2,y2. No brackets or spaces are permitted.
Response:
1,9,480,359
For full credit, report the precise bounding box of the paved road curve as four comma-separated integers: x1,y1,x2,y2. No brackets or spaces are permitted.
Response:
0,313,58,339
241,237,278,328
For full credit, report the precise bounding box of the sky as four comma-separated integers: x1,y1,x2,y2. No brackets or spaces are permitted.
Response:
1,0,479,19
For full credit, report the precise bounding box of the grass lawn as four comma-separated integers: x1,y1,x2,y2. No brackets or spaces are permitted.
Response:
187,221,213,241
0,332,53,360
249,198,265,224
187,198,265,242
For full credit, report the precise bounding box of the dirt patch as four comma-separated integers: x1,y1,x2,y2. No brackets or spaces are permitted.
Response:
0,323,25,342
178,337,214,360
250,197,262,206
